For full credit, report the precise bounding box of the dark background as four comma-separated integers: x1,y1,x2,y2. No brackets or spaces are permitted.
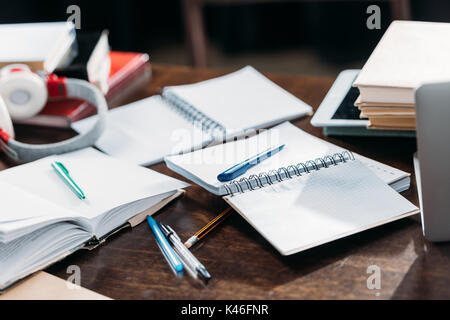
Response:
0,0,449,75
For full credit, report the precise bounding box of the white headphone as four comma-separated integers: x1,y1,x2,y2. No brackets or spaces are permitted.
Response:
0,64,107,163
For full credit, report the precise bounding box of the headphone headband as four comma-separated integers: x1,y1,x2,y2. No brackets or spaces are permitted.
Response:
0,78,107,163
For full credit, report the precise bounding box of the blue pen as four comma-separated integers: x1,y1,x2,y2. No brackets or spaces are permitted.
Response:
147,216,183,273
217,144,285,182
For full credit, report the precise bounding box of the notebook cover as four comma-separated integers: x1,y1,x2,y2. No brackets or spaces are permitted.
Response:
0,272,111,300
15,51,150,128
0,22,76,72
0,189,184,293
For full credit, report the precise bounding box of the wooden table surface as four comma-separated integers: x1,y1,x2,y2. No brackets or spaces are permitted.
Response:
3,64,450,300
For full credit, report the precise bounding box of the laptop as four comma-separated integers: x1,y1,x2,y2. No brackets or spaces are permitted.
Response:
415,82,450,242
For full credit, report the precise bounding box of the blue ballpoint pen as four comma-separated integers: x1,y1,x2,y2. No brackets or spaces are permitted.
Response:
217,144,285,182
147,216,184,273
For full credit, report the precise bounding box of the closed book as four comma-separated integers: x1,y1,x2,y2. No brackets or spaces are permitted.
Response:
359,108,415,117
353,20,450,104
0,22,76,72
15,51,150,128
368,116,416,130
0,272,110,300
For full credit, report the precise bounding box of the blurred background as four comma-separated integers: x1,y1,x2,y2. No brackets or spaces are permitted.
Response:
0,0,447,77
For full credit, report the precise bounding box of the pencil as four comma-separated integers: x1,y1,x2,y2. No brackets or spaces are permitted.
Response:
184,207,233,249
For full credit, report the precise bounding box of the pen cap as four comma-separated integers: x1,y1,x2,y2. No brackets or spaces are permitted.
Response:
147,217,184,273
53,161,69,174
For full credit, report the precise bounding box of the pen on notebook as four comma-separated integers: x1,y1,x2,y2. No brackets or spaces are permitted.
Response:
159,222,211,283
147,216,184,274
51,161,86,200
184,207,233,249
217,144,285,182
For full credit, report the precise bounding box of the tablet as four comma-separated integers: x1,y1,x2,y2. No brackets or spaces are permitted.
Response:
311,69,368,128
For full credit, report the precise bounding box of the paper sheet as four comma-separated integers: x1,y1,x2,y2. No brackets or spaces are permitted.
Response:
225,159,418,255
0,148,189,220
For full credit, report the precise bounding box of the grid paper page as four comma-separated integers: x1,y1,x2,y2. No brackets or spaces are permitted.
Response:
225,159,418,255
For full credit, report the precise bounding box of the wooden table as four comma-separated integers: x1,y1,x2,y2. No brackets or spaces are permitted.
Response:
3,64,449,300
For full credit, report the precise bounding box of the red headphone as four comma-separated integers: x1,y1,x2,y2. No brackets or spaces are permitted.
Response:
0,64,107,163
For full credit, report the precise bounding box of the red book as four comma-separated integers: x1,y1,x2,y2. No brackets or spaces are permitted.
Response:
16,51,150,128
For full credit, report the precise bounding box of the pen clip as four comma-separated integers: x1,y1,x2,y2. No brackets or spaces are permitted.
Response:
165,224,181,242
55,161,69,175
160,222,182,242
158,222,170,236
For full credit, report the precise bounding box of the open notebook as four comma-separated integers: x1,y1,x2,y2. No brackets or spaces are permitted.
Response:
72,66,312,166
165,122,411,195
165,122,418,255
0,148,188,291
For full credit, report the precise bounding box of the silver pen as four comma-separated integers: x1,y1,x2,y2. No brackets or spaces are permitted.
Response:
159,222,211,282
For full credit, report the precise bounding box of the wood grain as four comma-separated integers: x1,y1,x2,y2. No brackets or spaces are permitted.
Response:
3,64,449,299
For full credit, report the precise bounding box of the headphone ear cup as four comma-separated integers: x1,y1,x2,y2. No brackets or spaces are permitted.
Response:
0,71,48,120
0,96,14,139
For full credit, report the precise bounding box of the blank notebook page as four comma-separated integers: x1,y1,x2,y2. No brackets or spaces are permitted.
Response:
164,66,312,133
72,96,211,166
225,159,418,256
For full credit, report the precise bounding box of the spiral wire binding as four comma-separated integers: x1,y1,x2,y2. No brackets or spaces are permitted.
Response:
162,90,227,138
224,150,355,196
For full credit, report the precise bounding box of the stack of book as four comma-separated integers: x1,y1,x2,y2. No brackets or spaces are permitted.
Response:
353,20,450,131
0,21,151,128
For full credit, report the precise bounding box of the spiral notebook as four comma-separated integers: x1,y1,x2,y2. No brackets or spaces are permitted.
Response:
165,122,419,255
72,66,313,166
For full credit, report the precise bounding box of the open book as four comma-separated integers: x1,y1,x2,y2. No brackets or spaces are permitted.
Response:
0,148,189,291
72,66,313,166
165,122,418,255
